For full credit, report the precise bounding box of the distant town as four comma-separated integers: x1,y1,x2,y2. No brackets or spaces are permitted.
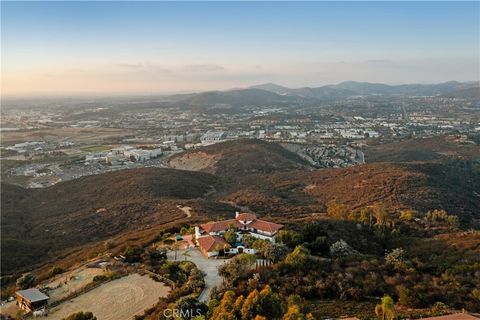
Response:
2,87,479,188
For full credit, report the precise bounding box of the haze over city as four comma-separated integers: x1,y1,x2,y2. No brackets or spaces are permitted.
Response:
2,1,479,96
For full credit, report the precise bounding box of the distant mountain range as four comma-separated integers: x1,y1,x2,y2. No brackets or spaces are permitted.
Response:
164,81,479,109
250,80,480,98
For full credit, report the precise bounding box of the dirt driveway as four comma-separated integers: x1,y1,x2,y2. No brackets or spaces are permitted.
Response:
168,248,227,302
45,267,105,302
48,274,169,320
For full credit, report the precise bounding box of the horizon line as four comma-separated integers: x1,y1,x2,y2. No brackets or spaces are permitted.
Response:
2,79,479,100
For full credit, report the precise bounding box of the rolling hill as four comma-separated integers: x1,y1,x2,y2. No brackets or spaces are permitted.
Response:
168,139,310,177
175,88,303,108
168,139,479,222
442,86,480,100
0,168,223,274
2,139,479,276
224,161,480,225
249,81,479,99
364,135,480,163
143,81,480,111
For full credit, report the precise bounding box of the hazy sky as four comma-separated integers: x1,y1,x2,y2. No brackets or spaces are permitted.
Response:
1,1,479,96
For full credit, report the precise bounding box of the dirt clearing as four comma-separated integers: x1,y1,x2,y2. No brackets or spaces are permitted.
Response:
168,151,218,172
48,274,169,320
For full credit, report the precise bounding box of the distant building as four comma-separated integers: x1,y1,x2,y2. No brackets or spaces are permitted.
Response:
15,288,49,312
200,131,225,145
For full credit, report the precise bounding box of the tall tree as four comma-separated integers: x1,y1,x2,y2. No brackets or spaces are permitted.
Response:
375,295,396,320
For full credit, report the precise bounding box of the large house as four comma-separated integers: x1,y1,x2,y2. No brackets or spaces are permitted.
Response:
195,212,283,257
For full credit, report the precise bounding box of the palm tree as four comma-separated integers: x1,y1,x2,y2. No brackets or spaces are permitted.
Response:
375,295,396,320
182,250,191,261
213,244,222,259
173,242,180,260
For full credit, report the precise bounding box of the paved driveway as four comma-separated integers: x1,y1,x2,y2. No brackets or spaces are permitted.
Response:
168,248,227,302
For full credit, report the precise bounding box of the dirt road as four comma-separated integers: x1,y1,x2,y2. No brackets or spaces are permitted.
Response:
177,205,192,217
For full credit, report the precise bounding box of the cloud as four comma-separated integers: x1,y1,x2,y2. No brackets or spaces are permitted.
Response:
114,62,173,75
180,64,225,72
364,59,414,69
365,59,396,65
116,63,145,69
114,62,226,74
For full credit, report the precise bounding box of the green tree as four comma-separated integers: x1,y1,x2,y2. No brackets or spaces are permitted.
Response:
258,285,284,318
277,229,302,248
224,226,237,244
173,296,208,320
264,243,289,262
307,235,330,256
285,245,311,270
375,295,396,320
16,273,36,290
329,240,357,258
242,234,255,247
218,254,256,286
252,239,272,258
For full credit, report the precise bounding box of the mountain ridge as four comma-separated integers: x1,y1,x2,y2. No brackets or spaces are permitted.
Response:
249,80,479,98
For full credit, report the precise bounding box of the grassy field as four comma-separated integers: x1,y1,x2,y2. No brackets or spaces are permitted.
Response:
0,127,135,145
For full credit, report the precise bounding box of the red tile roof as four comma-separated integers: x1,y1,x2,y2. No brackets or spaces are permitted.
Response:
249,219,283,233
421,314,480,320
200,219,242,233
197,235,230,252
236,213,257,221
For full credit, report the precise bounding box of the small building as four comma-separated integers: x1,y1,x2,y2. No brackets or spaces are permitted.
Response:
197,235,230,257
15,288,49,312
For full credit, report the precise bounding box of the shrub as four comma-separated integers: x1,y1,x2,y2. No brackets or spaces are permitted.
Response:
385,248,406,269
92,275,108,283
329,240,357,258
123,246,144,263
62,311,97,320
16,273,36,289
400,210,414,222
48,266,64,278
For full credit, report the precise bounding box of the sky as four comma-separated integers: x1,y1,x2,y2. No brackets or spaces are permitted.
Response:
1,1,479,97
